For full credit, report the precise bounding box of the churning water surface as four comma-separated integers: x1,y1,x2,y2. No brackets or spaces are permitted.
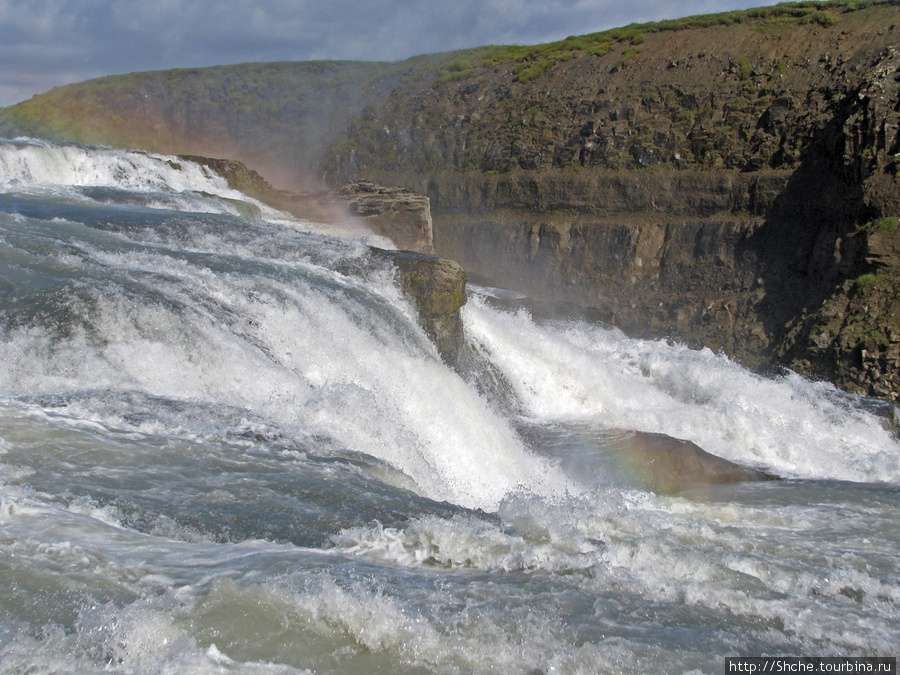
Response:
0,138,897,673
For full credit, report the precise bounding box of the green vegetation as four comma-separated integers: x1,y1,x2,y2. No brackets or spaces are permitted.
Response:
855,272,879,292
435,26,647,84
432,0,897,85
805,9,838,25
436,57,478,83
637,0,890,32
511,60,554,83
878,216,900,234
856,216,900,234
617,48,642,68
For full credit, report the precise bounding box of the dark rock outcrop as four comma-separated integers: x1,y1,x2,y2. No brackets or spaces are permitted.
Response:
371,248,468,364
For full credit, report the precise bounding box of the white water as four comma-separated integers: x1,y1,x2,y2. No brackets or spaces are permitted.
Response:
0,137,225,193
0,138,898,673
0,136,390,243
464,295,900,483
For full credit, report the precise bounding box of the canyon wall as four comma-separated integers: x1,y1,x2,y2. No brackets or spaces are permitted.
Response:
322,6,900,399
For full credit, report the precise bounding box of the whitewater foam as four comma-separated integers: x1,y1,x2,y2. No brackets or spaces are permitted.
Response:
1,138,234,196
2,139,898,671
0,137,389,245
464,294,900,484
0,217,570,512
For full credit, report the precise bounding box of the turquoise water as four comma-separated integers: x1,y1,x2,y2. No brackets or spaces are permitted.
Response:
0,138,897,673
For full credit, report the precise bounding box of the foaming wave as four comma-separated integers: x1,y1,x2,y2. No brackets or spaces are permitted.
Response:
330,511,601,572
0,137,391,245
0,224,571,511
330,478,900,656
464,295,900,484
1,138,233,196
237,572,577,672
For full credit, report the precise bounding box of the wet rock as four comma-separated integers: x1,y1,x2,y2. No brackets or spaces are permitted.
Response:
614,431,778,494
178,155,277,196
371,248,467,365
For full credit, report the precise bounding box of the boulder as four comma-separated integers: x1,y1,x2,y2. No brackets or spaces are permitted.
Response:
613,430,778,494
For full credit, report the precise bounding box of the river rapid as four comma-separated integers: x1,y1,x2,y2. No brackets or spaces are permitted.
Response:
0,138,897,673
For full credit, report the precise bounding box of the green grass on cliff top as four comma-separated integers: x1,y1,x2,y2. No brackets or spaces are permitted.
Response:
436,0,898,82
5,0,898,108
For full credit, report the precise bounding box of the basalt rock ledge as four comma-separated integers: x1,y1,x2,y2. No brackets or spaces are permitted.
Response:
179,156,463,363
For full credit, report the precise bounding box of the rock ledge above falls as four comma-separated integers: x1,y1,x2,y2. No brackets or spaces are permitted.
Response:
181,156,435,255
370,248,468,365
181,154,465,364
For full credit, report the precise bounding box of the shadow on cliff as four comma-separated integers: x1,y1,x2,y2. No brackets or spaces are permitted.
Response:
737,105,875,378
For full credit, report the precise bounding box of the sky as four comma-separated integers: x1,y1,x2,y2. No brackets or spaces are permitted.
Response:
1,0,780,108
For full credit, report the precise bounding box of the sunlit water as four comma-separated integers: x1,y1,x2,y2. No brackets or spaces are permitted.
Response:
0,138,898,673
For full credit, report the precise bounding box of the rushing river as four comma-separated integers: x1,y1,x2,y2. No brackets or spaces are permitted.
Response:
0,137,897,673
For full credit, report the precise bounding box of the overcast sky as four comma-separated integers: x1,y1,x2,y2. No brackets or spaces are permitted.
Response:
1,0,779,107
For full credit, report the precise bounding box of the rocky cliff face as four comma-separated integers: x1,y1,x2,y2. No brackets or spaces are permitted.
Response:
180,156,435,254
370,249,467,363
338,181,434,254
318,4,900,399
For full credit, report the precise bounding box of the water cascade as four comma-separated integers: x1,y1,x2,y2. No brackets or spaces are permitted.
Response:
0,138,897,673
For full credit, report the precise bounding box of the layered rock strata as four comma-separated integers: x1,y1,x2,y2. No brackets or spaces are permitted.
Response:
182,156,434,254
338,181,434,254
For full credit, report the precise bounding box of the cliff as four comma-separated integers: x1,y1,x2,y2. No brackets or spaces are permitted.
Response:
320,1,900,398
2,0,899,399
338,181,434,254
